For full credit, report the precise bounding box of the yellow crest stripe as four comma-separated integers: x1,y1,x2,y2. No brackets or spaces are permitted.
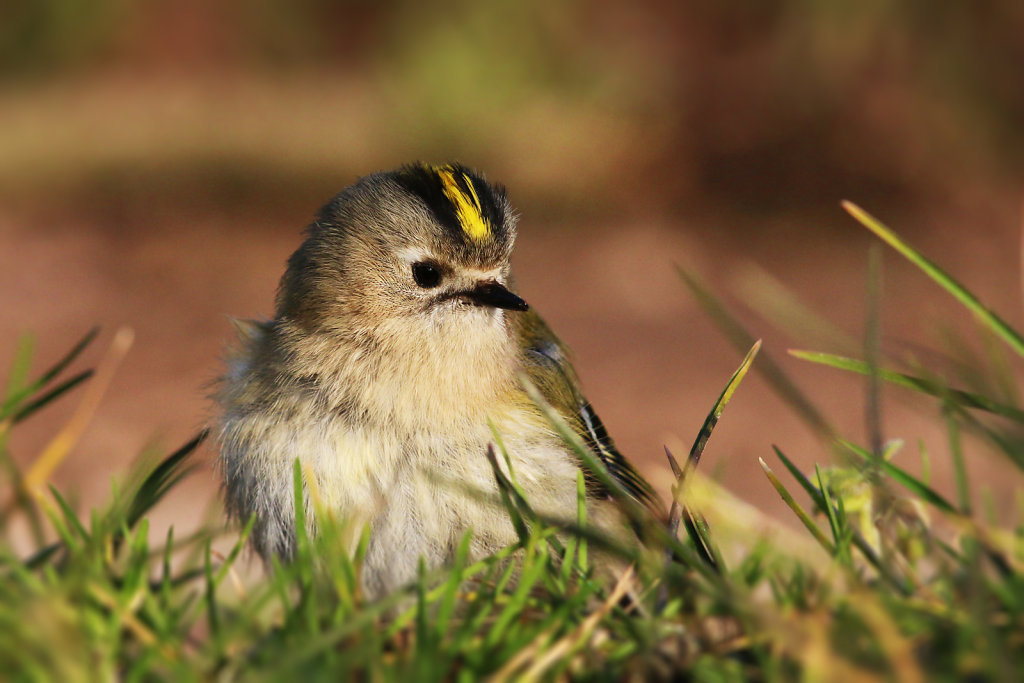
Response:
436,166,491,242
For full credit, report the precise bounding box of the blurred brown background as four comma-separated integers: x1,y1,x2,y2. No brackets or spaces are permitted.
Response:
2,1,1023,543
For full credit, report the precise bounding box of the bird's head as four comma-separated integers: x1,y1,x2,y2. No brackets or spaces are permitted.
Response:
276,163,529,348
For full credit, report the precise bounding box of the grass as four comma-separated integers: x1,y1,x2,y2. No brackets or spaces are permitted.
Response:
3,205,1024,680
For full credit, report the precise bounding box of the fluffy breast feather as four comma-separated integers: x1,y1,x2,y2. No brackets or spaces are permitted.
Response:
215,314,582,593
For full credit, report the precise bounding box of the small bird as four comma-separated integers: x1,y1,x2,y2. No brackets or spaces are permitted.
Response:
215,163,661,598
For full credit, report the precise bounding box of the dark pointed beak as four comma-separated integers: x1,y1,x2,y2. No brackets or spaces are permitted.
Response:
463,281,529,311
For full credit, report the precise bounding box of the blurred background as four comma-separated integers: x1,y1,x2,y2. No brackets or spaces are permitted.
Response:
2,1,1023,545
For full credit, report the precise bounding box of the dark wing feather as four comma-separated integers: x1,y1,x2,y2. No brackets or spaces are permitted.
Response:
514,308,664,515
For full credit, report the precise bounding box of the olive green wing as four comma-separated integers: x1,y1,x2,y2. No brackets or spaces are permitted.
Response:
515,309,664,515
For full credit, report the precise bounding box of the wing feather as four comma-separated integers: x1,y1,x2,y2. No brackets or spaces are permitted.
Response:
514,309,664,515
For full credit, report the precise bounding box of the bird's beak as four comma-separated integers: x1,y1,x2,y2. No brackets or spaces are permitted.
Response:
463,281,529,311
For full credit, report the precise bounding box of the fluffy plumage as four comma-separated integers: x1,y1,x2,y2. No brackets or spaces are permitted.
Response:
215,163,661,597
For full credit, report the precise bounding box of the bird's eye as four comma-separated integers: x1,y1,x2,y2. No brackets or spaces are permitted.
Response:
411,261,442,288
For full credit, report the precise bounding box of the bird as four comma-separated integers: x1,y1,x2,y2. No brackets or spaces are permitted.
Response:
214,162,662,598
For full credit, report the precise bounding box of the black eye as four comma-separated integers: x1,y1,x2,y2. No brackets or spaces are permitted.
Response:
411,261,442,288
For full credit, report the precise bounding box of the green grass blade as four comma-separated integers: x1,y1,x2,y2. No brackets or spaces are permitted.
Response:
3,334,34,405
665,340,761,576
126,430,206,529
214,515,256,589
484,444,532,545
843,202,1024,357
677,266,835,439
37,491,84,556
485,538,547,650
682,509,724,573
22,541,61,569
772,446,907,592
0,327,99,419
9,370,94,425
559,473,584,582
122,517,150,597
840,440,958,514
686,339,761,474
47,485,90,543
735,265,859,356
816,464,852,566
790,350,1024,422
436,532,472,635
664,446,683,540
761,454,833,552
950,401,1024,470
772,445,828,511
944,409,971,515
204,543,221,646
575,470,588,572
865,245,884,458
